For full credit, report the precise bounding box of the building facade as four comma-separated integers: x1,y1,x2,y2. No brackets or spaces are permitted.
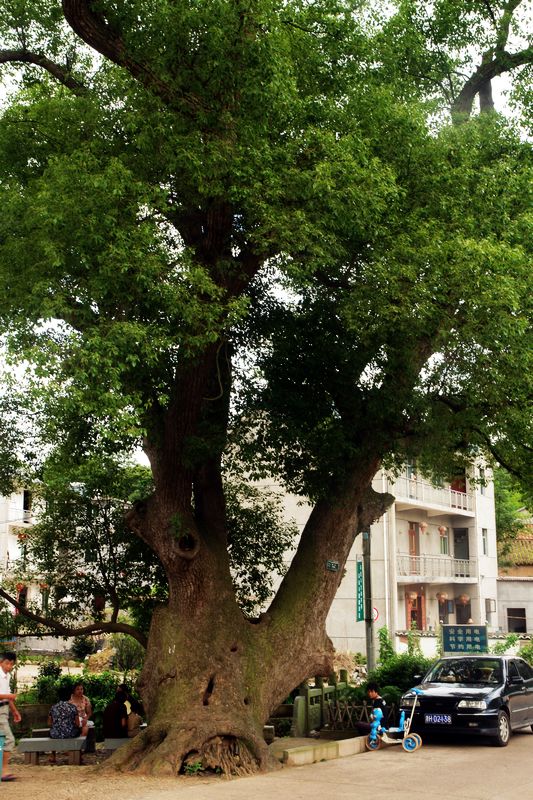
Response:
0,488,39,611
276,464,499,661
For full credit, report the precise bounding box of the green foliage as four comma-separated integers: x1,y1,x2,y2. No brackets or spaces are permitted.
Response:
184,761,205,775
378,626,395,665
407,622,422,657
518,641,533,666
368,653,433,693
71,635,97,661
380,684,402,707
37,660,62,680
28,669,132,739
494,467,530,560
336,684,367,704
110,633,145,674
491,633,519,655
225,481,298,616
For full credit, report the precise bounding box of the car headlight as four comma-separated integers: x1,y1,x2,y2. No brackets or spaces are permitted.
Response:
401,695,416,707
457,700,487,709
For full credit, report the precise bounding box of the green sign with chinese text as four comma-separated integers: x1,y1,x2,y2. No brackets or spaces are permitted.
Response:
356,559,364,622
442,625,488,654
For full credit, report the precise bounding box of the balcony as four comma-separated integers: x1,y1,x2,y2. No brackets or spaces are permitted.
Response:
397,553,476,582
391,475,474,515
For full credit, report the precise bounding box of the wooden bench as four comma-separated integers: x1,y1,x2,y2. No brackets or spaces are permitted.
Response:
18,736,87,765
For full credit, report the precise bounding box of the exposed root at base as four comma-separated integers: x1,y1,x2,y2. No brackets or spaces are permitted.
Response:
183,735,258,777
101,723,269,777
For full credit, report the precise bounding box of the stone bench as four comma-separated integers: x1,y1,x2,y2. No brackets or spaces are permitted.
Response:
18,736,87,765
103,738,129,751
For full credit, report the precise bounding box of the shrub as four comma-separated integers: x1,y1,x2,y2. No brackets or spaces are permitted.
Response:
71,635,97,661
110,633,145,673
518,641,533,665
367,653,433,693
491,633,519,655
336,684,367,704
378,627,395,664
38,660,62,680
27,669,136,740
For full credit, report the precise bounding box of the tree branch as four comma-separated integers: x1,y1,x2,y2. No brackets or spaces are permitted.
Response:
452,46,533,118
61,0,205,113
0,49,87,94
0,587,147,647
496,0,523,53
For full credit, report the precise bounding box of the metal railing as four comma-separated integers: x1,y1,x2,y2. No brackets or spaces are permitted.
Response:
391,475,473,512
397,553,473,578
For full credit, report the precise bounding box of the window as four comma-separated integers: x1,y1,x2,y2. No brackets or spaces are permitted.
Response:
485,598,496,624
438,599,449,624
507,608,527,633
479,467,486,495
482,528,488,556
456,601,472,624
22,489,32,522
440,533,449,555
516,660,533,681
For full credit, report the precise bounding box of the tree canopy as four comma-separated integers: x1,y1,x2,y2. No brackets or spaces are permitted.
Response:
0,0,531,776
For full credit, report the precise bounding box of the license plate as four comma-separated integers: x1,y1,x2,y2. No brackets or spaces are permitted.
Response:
425,713,452,724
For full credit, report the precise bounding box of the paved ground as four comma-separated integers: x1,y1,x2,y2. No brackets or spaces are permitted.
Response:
3,730,533,800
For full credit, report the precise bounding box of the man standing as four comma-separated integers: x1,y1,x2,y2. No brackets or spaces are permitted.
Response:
0,651,21,782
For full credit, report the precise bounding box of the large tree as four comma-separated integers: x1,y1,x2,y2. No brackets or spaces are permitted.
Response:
0,0,531,775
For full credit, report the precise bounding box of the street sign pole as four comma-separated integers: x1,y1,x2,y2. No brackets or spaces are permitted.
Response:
362,529,375,672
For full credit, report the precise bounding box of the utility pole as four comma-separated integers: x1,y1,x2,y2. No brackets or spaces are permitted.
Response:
362,529,375,671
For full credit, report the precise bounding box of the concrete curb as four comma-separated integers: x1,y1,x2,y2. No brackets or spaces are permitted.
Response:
279,736,367,767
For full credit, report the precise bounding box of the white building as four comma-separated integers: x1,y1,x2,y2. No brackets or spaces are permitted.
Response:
276,464,499,661
0,488,39,610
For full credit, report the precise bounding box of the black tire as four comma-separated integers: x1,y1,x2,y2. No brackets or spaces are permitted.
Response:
491,711,510,747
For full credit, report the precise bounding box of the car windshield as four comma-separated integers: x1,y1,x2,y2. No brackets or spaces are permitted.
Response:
425,658,503,686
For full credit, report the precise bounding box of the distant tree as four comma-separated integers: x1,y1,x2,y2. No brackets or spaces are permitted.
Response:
494,467,530,558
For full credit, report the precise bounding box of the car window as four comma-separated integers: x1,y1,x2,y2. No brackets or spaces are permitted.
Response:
426,658,502,685
516,660,533,681
508,661,521,680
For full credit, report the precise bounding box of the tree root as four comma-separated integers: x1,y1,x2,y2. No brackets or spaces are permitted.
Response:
101,721,271,777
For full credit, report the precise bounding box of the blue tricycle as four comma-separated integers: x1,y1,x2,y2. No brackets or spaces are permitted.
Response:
365,689,422,752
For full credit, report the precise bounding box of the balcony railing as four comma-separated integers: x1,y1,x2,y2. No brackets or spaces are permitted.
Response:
397,553,473,578
392,475,473,512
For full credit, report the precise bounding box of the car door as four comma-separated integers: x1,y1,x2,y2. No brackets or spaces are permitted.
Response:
507,660,528,727
515,659,533,727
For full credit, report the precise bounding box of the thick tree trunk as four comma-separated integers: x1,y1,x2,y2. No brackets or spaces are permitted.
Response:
108,461,393,777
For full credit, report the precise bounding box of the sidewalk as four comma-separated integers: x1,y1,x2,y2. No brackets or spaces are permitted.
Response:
269,734,367,766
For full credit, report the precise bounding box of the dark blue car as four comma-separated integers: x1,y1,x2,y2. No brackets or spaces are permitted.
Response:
400,655,533,746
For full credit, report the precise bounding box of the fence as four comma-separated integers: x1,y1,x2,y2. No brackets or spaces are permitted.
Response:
289,671,349,737
271,671,401,737
326,700,398,731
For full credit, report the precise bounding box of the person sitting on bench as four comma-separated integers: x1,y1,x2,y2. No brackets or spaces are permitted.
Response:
48,686,87,764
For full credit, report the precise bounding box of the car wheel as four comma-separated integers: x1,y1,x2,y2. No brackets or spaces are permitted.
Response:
491,711,510,747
